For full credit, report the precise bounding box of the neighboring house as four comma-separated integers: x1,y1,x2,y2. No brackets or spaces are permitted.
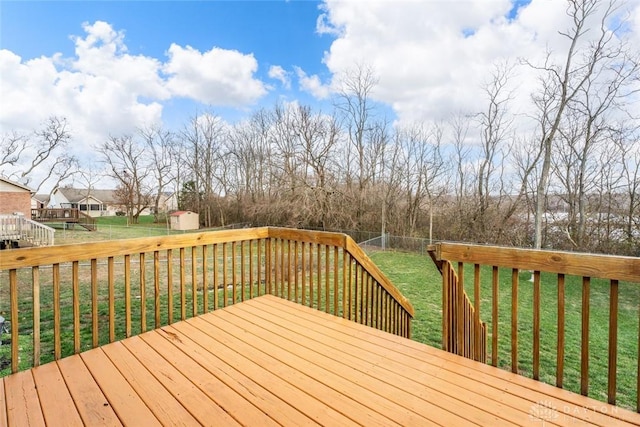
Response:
0,177,34,216
31,194,50,210
52,187,115,217
51,187,178,217
170,211,199,230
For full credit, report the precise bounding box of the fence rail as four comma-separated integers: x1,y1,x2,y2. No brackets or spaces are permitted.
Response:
431,242,640,413
0,227,413,375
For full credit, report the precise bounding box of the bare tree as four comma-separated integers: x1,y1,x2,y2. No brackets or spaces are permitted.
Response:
139,126,177,222
525,0,626,249
98,135,151,224
0,117,78,192
334,64,386,229
474,62,516,238
180,112,227,227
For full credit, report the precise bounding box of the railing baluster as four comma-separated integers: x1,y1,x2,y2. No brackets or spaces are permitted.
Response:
154,252,160,328
10,269,18,373
240,242,245,303
317,243,322,311
91,258,99,347
222,243,228,307
124,254,131,337
257,239,263,296
192,246,198,316
139,253,146,333
294,241,299,303
325,245,330,314
266,238,272,294
457,262,464,356
491,266,498,367
72,261,80,350
33,267,41,366
309,243,314,308
232,242,237,305
180,248,186,319
203,245,209,310
249,241,254,300
109,256,115,341
474,264,480,362
557,273,565,388
511,268,518,374
301,241,307,306
213,244,219,309
274,238,279,297
167,249,173,322
608,279,618,405
287,240,293,301
581,276,591,396
333,247,339,316
533,270,540,380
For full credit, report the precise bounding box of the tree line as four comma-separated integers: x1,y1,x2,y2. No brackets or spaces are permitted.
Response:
1,0,639,255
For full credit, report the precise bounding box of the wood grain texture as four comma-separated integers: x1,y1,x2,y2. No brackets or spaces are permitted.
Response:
436,242,640,282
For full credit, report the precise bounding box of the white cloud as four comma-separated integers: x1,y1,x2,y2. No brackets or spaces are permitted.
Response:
294,66,331,99
317,0,640,127
1,21,270,141
164,44,267,106
268,65,291,89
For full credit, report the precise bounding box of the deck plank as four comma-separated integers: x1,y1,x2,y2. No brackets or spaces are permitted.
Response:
259,295,640,426
31,362,83,427
139,329,281,427
209,305,498,426
247,296,576,425
119,336,242,426
189,314,424,426
153,326,319,427
170,320,364,426
233,298,540,426
80,348,162,426
3,371,45,427
100,341,201,426
56,354,122,426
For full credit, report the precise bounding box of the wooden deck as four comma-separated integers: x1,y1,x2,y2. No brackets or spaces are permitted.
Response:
1,295,639,426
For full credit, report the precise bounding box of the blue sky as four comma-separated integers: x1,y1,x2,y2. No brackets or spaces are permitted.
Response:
1,0,639,163
1,0,336,127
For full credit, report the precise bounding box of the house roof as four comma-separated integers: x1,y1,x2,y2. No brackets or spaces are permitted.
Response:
0,177,35,193
56,187,119,204
33,194,50,204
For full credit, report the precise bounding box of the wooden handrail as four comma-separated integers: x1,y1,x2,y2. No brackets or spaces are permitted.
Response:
0,227,413,376
431,242,640,413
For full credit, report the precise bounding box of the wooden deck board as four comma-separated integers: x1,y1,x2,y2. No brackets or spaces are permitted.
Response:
31,363,84,427
248,296,598,426
2,294,639,426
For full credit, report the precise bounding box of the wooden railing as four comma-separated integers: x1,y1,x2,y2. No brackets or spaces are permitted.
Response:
440,258,488,363
31,208,97,231
0,215,55,247
0,227,413,375
431,242,640,413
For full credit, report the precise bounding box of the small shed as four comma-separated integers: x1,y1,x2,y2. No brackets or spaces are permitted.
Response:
170,210,199,231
